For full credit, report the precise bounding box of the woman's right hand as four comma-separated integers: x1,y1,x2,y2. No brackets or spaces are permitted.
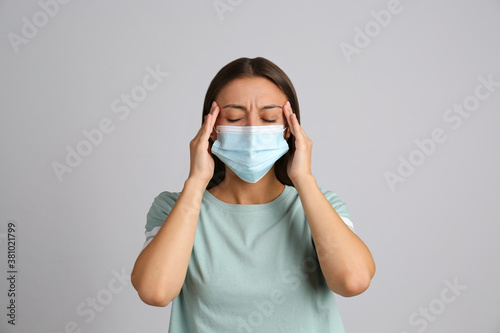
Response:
133,103,219,306
187,101,220,186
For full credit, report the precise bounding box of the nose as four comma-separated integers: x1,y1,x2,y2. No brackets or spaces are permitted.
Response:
246,114,258,126
245,107,261,126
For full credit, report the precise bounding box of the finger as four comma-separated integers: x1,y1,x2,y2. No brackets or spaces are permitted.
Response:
210,101,220,123
204,101,219,133
292,112,305,136
208,101,217,115
285,101,299,137
292,113,310,147
202,101,217,125
194,102,218,139
283,101,293,134
203,103,219,139
194,115,213,144
286,103,311,149
282,102,290,127
208,102,220,138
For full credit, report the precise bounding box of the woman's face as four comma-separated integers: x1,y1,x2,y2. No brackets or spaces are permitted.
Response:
211,77,290,140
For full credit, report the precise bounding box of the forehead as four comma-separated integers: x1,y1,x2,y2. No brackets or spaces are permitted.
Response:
216,77,287,102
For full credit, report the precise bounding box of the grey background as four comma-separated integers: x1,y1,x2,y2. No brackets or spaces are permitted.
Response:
1,0,499,332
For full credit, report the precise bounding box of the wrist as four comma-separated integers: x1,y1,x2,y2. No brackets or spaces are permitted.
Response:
185,176,210,192
291,174,316,191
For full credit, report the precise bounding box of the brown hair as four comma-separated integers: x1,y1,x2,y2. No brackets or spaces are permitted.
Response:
202,57,301,189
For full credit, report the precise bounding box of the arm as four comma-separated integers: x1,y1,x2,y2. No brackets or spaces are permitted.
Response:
131,178,206,306
282,101,375,297
131,102,220,306
294,175,375,297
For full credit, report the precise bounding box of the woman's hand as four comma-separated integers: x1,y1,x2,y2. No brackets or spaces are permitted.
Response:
283,101,314,185
188,101,220,186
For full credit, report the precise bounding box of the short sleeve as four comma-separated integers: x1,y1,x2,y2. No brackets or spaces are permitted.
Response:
142,191,181,250
319,187,355,233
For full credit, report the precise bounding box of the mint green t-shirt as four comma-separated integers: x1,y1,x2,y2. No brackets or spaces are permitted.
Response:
143,185,355,333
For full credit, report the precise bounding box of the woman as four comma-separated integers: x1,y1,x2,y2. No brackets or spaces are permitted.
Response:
131,57,375,332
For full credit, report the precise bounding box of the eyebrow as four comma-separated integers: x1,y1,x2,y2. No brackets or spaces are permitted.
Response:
222,104,282,111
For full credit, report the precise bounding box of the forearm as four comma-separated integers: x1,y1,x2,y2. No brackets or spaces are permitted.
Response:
131,177,206,306
294,175,375,297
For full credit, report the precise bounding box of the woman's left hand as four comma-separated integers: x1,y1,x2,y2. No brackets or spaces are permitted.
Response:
283,101,314,185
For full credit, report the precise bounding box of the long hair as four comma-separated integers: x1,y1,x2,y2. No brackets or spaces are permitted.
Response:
202,57,301,189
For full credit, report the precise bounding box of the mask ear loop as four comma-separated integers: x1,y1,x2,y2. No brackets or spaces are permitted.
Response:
282,126,290,141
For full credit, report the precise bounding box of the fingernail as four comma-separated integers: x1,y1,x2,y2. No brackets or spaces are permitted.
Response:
212,101,216,107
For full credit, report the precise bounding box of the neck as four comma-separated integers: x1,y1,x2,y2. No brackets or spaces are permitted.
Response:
209,167,285,205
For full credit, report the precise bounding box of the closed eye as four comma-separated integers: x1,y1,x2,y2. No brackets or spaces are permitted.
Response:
227,118,276,123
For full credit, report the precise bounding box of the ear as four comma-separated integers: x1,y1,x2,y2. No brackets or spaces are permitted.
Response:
210,126,217,142
282,101,291,140
283,114,291,140
284,126,291,141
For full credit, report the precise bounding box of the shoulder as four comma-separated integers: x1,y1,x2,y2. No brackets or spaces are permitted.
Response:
318,186,354,230
145,191,181,227
287,185,351,219
318,186,349,209
150,190,181,210
143,191,182,248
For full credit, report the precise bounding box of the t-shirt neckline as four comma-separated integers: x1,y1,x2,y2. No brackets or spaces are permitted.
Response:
203,185,293,212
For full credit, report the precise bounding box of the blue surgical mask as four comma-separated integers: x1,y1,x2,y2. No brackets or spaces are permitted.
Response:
211,125,289,183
